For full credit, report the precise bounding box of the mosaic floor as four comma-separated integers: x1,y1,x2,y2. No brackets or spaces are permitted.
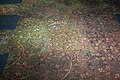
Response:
0,0,120,80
